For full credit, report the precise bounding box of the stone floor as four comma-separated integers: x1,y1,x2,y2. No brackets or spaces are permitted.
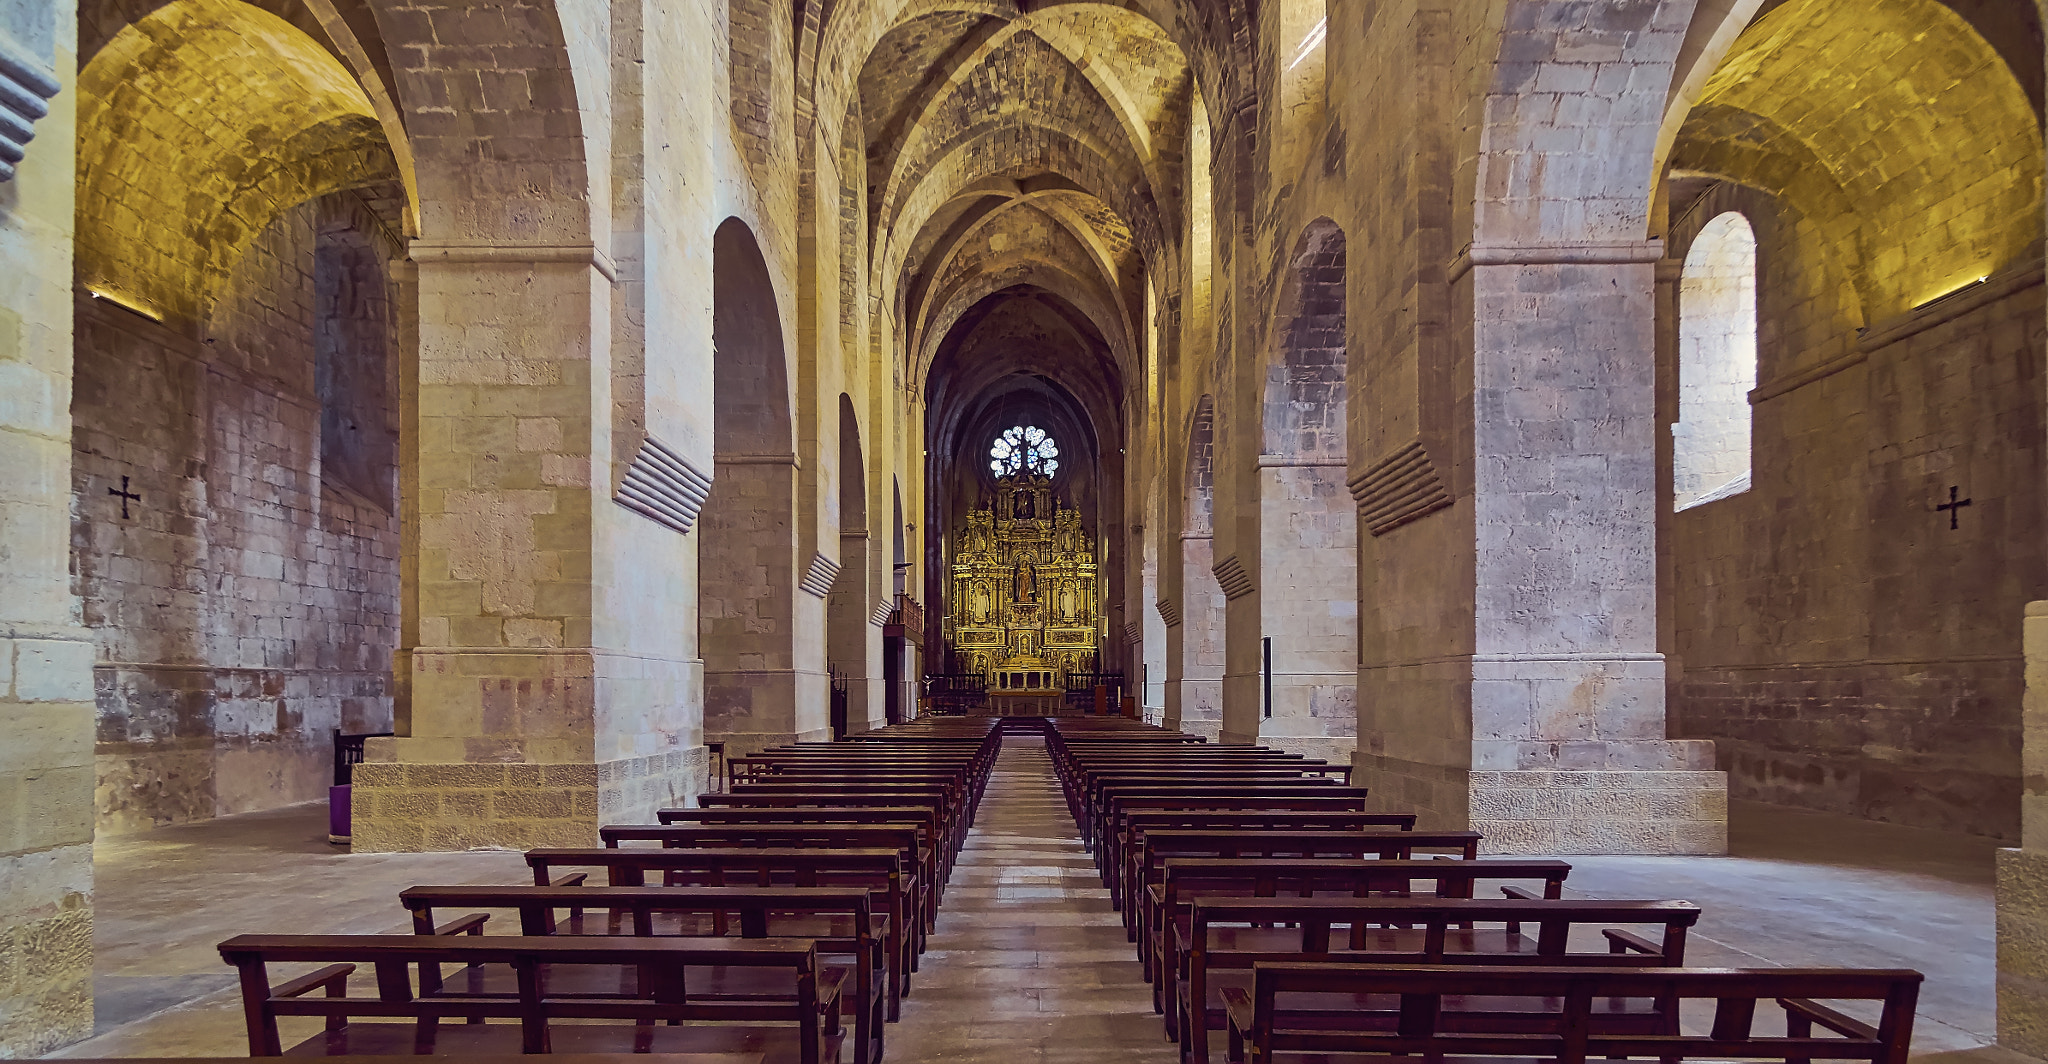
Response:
46,737,2006,1059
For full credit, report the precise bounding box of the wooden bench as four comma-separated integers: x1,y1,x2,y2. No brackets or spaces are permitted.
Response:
1145,857,1575,1027
1221,964,1922,1064
1178,897,1702,1064
1113,811,1420,921
1074,769,1352,827
734,772,979,823
601,823,934,939
657,805,954,880
694,792,964,863
713,785,967,852
217,934,841,1062
1092,791,1376,882
398,885,886,1064
1123,829,1483,948
1088,784,1369,853
527,847,913,1019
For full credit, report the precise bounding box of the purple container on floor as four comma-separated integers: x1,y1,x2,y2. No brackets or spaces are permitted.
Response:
328,784,351,844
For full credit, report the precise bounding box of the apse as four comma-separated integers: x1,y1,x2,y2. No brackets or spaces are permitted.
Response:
923,286,1128,694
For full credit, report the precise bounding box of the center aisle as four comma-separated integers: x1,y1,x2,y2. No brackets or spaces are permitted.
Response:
887,733,1176,1063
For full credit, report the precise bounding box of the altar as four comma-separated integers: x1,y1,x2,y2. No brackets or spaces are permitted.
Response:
947,466,1100,699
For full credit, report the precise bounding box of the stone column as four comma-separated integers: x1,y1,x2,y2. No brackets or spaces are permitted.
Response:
700,454,822,756
352,246,703,851
1252,458,1357,762
0,27,93,1048
1998,600,2048,1052
1172,533,1226,738
826,530,878,732
1462,246,1725,854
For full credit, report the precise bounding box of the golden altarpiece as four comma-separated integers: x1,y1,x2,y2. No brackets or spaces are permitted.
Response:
949,472,1099,702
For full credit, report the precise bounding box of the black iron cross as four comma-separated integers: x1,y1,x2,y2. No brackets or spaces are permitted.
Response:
1936,485,1972,530
107,475,141,519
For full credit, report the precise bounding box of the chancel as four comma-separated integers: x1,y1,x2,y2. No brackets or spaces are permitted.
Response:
948,430,1102,714
5,0,2048,1060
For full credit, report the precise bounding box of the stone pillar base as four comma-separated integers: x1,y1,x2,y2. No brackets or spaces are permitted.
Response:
711,729,834,763
1218,729,1259,746
2001,847,2048,1054
1259,735,1356,765
351,748,708,853
1471,769,1727,854
0,850,92,1056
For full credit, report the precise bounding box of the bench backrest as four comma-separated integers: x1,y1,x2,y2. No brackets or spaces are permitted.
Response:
1161,857,1573,902
1189,897,1699,965
217,933,822,1058
400,884,873,944
1239,963,1921,1064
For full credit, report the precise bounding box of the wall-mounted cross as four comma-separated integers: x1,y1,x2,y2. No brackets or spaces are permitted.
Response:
1936,485,1972,530
108,475,141,519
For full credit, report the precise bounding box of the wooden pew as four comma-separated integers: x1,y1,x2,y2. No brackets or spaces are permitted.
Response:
1092,790,1375,882
1070,767,1351,826
217,934,841,1063
694,791,964,864
734,771,979,823
656,805,954,880
600,823,934,938
399,885,886,1064
1144,857,1575,1027
1178,897,1701,1064
527,847,913,1020
1087,783,1366,854
1123,830,1484,953
1221,964,1922,1064
1114,811,1419,924
716,784,966,851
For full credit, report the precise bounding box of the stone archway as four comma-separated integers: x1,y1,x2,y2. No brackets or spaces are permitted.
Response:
1219,219,1355,761
701,217,812,756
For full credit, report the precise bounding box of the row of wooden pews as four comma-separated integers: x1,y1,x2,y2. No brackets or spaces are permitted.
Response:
213,717,1000,1061
1047,716,1925,1064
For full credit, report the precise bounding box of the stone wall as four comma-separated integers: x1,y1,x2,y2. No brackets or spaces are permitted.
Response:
1666,184,2046,839
0,5,95,1049
73,192,400,833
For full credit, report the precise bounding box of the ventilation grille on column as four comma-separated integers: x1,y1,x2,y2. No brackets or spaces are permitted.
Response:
800,553,842,598
1156,597,1182,627
1211,555,1255,600
1349,439,1453,537
0,45,60,182
615,436,713,535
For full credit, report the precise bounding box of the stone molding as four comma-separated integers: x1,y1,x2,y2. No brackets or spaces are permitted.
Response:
869,598,894,626
1750,259,2044,404
1179,531,1212,541
1255,454,1347,468
799,553,842,598
408,240,620,283
1470,769,1727,855
1210,554,1255,600
1122,622,1143,646
1447,239,1665,283
714,452,803,468
1156,596,1182,627
0,40,59,182
1349,439,1454,536
614,435,712,535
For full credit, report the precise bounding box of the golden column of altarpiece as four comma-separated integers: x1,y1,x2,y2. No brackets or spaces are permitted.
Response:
949,472,1099,690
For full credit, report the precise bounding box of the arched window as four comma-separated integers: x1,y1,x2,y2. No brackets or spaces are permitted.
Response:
989,425,1059,478
1674,211,1758,511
